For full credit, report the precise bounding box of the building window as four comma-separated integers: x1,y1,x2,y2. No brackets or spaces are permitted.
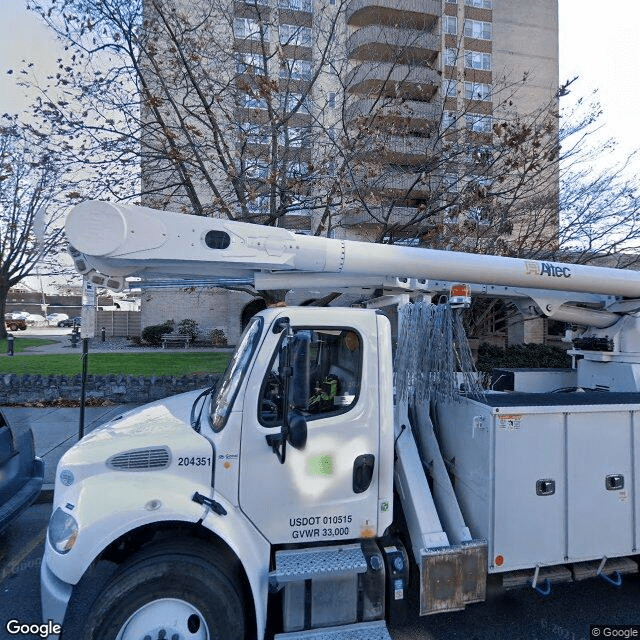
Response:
236,53,266,76
444,173,459,193
279,0,313,12
465,113,492,133
279,92,311,114
464,50,491,70
240,93,268,110
244,157,269,179
464,19,492,40
443,16,457,35
240,122,270,145
233,18,268,41
279,126,310,148
442,110,457,129
444,47,458,67
280,59,313,81
286,161,310,178
286,196,312,215
467,145,492,164
279,24,313,47
465,0,492,8
465,206,491,225
444,79,458,98
464,81,491,101
247,195,270,214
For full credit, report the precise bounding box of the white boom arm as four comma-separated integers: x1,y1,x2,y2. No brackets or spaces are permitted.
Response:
66,201,640,322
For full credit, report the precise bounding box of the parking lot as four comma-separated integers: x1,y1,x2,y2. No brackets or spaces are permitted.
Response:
1,496,639,639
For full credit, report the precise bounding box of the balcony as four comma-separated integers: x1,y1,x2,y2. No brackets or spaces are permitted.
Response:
347,62,439,100
346,98,440,130
346,0,440,30
347,25,439,64
343,204,426,226
384,134,432,157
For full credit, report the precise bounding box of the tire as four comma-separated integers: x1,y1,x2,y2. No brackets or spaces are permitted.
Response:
63,539,246,640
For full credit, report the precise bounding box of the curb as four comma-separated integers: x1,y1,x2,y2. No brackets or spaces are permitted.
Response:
36,485,55,504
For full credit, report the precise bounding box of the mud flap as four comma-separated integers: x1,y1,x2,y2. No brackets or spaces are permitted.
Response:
419,540,487,615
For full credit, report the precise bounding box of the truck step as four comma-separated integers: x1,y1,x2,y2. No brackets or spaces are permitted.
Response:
501,565,572,590
572,557,638,581
271,544,367,586
274,620,392,640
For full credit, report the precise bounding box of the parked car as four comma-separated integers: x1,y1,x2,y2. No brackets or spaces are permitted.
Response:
0,410,44,534
24,314,46,325
4,314,27,331
57,316,81,327
47,313,69,324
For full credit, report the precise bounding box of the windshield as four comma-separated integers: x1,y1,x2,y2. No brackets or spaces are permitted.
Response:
210,316,263,432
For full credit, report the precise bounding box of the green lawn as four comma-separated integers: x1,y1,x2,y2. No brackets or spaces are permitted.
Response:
0,337,58,354
0,351,230,376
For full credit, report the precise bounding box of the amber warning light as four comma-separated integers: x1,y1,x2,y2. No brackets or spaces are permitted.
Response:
449,284,472,308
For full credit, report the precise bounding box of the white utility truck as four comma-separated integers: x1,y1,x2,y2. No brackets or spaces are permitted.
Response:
42,201,640,639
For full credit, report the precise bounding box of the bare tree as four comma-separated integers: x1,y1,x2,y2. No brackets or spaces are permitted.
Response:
0,118,71,339
22,0,639,265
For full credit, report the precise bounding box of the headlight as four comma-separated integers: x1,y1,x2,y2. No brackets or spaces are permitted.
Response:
48,508,79,554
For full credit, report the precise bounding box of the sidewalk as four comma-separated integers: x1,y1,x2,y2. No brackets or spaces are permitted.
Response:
2,329,231,355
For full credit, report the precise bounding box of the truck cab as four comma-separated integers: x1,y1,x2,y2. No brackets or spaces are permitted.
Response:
41,306,396,640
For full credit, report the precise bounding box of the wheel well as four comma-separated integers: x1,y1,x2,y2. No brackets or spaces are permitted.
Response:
89,521,256,638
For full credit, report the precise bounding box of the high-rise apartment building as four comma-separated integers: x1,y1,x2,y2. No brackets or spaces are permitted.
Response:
140,0,559,343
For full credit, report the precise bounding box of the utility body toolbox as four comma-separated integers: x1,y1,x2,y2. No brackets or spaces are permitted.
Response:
436,391,640,574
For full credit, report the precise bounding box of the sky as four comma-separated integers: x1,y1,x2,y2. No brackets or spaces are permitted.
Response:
558,1,639,166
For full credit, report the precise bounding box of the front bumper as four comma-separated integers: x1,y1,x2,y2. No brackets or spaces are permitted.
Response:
40,556,73,627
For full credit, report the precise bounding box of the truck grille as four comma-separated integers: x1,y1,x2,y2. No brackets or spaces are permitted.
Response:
107,447,171,471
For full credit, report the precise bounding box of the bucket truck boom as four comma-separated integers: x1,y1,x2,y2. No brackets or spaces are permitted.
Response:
40,201,640,640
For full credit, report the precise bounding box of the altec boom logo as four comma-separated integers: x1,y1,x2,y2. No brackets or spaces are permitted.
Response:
525,261,572,279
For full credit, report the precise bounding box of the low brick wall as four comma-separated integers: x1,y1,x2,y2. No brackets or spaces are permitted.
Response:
1,373,221,405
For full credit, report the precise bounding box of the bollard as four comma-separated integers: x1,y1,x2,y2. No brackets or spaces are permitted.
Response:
101,327,106,342
6,334,14,356
70,328,80,348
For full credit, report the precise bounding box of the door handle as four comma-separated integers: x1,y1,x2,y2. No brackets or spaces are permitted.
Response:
353,454,375,494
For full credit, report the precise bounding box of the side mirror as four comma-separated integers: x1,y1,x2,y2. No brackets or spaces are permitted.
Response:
287,411,307,450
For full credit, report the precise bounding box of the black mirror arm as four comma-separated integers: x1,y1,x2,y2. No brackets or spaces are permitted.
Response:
266,327,294,464
266,430,287,464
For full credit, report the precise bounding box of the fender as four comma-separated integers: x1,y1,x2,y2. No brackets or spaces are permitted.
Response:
199,499,271,640
44,476,271,639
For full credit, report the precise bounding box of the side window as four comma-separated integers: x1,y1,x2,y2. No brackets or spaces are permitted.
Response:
258,328,362,426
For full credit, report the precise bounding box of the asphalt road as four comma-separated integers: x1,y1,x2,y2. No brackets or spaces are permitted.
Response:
0,503,638,640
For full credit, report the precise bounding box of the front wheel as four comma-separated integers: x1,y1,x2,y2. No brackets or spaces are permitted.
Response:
64,540,246,640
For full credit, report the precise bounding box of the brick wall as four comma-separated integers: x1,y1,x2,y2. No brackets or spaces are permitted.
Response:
141,287,255,344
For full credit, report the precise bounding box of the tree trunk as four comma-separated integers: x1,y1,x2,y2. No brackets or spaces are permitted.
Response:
0,281,9,341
